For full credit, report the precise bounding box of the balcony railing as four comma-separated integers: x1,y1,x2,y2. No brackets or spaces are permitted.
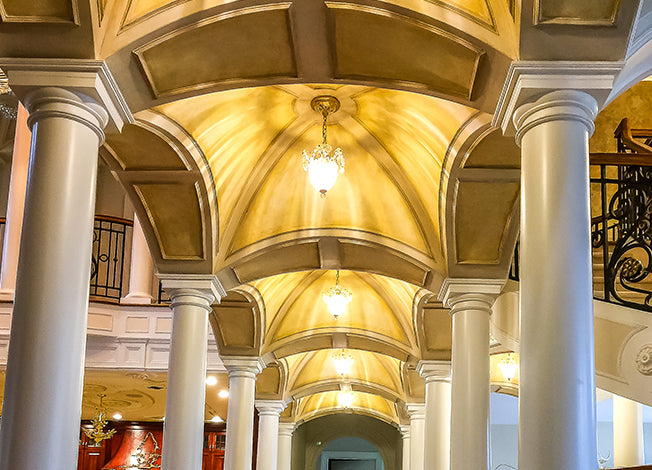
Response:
590,119,652,312
90,215,133,302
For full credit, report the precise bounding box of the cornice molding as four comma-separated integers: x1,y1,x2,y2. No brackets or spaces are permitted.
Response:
0,58,133,133
438,278,504,307
416,359,452,382
158,273,226,302
493,61,623,135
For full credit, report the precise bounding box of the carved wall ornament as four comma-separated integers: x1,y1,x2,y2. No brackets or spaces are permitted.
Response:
635,344,652,375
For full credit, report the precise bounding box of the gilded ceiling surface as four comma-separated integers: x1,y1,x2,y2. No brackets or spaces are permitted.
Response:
157,84,475,270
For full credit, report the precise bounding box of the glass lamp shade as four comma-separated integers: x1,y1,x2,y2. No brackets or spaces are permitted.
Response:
332,351,354,377
302,144,345,197
498,355,518,382
339,390,354,409
323,285,352,318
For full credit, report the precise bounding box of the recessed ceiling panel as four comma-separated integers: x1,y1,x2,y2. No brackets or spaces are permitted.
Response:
135,183,205,259
0,0,78,23
534,0,621,25
455,181,518,264
104,124,188,171
134,4,297,97
327,3,483,99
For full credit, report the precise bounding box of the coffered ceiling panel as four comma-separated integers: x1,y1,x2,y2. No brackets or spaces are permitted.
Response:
295,390,399,424
0,0,78,23
327,3,484,99
534,0,621,25
454,181,519,264
135,183,205,259
134,4,297,97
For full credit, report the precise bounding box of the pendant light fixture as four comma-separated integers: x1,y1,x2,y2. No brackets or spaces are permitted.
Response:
332,350,354,377
302,96,345,197
323,270,352,318
498,353,518,382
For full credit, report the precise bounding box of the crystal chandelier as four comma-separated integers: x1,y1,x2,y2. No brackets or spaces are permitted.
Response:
323,270,352,318
0,70,17,120
332,350,354,377
338,390,354,409
83,394,116,446
302,96,345,198
498,353,518,382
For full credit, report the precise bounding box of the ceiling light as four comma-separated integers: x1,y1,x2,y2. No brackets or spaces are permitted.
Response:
211,416,223,423
339,390,354,409
333,350,354,377
206,376,217,386
302,96,345,198
218,390,229,398
323,270,352,319
112,413,122,421
498,353,518,382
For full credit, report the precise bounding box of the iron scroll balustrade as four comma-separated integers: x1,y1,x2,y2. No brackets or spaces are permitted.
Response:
589,119,652,312
90,215,133,302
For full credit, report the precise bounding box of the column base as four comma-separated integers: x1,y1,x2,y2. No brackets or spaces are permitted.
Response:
121,293,153,305
0,289,15,301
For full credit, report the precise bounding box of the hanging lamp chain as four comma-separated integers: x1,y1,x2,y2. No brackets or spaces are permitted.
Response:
335,270,340,285
321,106,329,145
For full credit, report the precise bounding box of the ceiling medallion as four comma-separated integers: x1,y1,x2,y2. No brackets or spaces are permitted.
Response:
302,95,345,198
333,350,354,377
323,270,353,319
498,353,518,382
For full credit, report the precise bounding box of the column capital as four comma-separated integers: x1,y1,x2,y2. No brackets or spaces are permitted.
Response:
513,89,599,146
158,274,225,310
438,278,503,313
399,424,410,439
492,60,621,136
416,360,451,383
406,403,425,420
278,422,296,437
255,400,286,416
0,58,133,133
222,355,264,379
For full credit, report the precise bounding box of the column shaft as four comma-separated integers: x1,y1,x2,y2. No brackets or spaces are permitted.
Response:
0,103,29,299
224,357,263,470
0,87,108,470
255,401,286,470
613,395,644,467
277,423,295,470
407,404,425,470
400,426,410,470
515,90,599,470
418,361,451,470
450,301,490,470
160,279,219,470
123,214,154,303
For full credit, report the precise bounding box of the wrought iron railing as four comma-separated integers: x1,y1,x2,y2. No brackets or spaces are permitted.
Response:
90,215,133,302
589,119,652,312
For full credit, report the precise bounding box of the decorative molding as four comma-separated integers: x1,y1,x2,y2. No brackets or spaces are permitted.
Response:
0,58,134,133
423,0,497,32
119,0,192,33
416,359,451,382
493,61,624,135
635,344,652,375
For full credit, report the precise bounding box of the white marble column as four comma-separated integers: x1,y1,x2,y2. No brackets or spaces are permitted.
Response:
440,279,502,470
277,422,295,470
0,103,29,301
613,395,645,467
514,90,599,470
417,360,452,470
407,403,425,470
159,275,223,470
122,214,154,304
255,400,286,470
400,425,411,470
0,87,110,470
223,356,264,470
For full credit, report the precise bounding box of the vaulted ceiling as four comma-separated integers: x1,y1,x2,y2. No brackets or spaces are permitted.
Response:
0,0,645,426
